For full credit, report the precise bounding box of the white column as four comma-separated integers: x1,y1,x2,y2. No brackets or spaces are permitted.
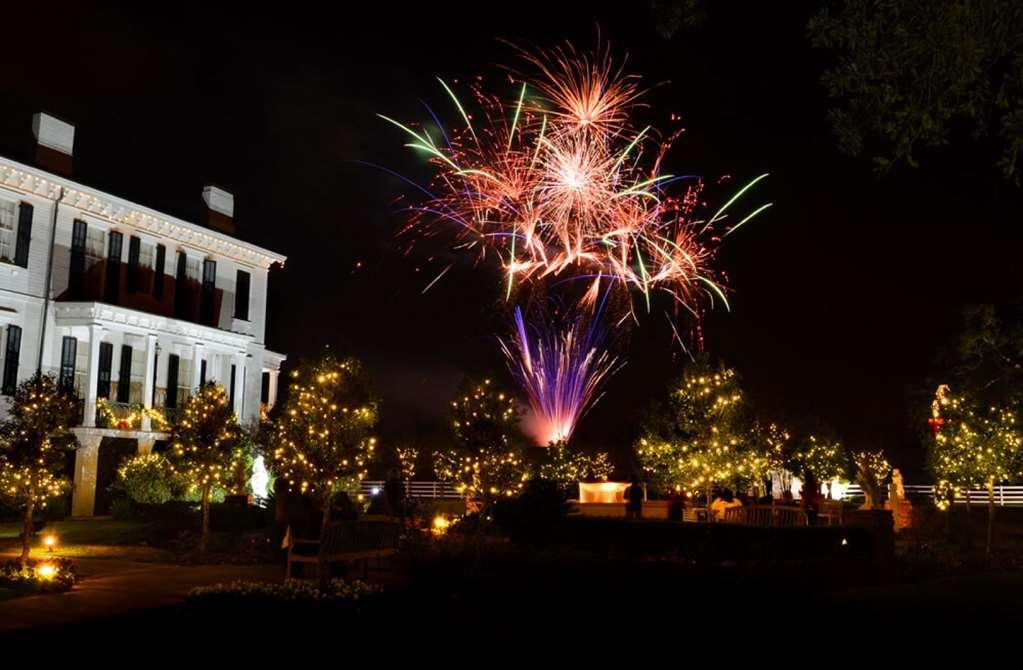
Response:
232,353,245,416
83,325,104,427
137,436,156,455
71,431,103,516
141,334,157,431
267,369,279,410
191,342,204,390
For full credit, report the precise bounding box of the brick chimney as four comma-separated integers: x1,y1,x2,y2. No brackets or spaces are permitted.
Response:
32,112,75,176
201,185,236,235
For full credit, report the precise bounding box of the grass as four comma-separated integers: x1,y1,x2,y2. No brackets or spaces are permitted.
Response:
0,519,172,561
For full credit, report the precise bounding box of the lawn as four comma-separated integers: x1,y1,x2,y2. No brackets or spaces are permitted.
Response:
0,519,171,561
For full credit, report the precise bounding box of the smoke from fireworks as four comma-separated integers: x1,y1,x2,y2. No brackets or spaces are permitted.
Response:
500,305,620,445
381,40,770,318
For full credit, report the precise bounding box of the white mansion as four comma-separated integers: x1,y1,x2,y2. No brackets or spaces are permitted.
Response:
0,113,286,516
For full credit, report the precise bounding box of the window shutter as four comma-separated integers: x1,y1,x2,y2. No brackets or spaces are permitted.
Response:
154,244,166,299
116,345,132,403
96,341,113,399
2,325,22,395
127,236,141,293
174,251,187,318
105,231,123,304
14,202,33,267
70,220,87,298
199,358,207,386
165,354,180,408
201,259,217,326
59,336,77,391
234,269,250,320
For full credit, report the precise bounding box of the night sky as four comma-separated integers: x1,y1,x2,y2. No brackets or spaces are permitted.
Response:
3,2,1021,476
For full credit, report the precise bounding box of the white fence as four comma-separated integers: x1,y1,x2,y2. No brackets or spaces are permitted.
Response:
841,484,1023,507
360,480,462,499
360,480,1023,506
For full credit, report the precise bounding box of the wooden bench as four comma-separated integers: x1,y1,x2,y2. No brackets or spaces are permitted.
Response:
285,518,400,580
723,505,808,527
817,500,844,526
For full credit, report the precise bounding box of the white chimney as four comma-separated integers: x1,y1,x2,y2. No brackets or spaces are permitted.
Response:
32,113,75,156
202,185,234,218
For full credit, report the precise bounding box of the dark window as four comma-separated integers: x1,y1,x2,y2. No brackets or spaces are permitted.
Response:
174,251,187,318
97,341,113,399
105,231,123,304
234,270,250,320
116,345,132,403
201,259,217,326
153,244,166,299
14,202,32,268
260,371,270,403
126,236,141,293
59,336,77,391
229,363,236,408
2,325,21,395
70,219,86,297
165,354,179,408
199,358,206,386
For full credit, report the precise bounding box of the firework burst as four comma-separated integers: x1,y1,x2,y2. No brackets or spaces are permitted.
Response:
381,40,770,319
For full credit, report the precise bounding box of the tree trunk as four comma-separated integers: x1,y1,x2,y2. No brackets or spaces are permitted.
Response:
20,494,35,565
320,494,331,541
986,477,995,560
199,485,211,562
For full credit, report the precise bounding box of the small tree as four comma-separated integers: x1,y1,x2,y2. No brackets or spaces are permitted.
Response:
267,354,378,539
535,446,613,484
790,433,847,499
852,449,891,510
635,360,766,501
169,382,243,560
0,373,79,564
929,384,1022,557
433,377,529,514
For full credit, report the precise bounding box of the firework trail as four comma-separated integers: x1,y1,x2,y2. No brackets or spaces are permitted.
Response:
500,303,621,445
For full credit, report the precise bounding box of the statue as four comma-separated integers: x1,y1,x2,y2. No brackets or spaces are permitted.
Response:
885,468,912,530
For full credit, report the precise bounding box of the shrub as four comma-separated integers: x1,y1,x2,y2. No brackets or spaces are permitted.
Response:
495,479,572,545
0,557,77,593
188,578,379,605
115,453,181,504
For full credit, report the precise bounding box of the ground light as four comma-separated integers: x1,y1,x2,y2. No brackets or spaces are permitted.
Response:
43,534,56,552
36,563,57,580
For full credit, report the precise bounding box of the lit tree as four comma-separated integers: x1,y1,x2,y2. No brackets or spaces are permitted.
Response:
433,377,529,513
635,360,765,502
267,354,378,539
535,446,613,483
0,373,79,564
749,421,793,495
929,384,1022,556
852,449,891,510
169,382,243,560
790,433,848,499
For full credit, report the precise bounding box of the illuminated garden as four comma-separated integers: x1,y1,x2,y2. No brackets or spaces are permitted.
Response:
3,1,1023,644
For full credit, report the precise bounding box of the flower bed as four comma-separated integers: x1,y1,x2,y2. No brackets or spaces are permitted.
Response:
187,578,380,611
0,557,77,593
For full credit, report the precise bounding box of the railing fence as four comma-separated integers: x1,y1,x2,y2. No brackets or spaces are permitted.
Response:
361,480,1023,506
841,484,1023,507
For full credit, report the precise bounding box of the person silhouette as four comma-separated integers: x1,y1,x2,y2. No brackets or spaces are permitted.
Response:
626,478,644,520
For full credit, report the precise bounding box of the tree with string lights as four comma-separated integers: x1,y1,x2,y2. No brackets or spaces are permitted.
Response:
0,373,79,564
169,382,243,560
267,354,378,539
635,360,767,502
434,377,529,513
789,433,848,499
929,384,1022,557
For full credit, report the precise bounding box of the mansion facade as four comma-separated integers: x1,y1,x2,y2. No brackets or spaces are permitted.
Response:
0,113,286,516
